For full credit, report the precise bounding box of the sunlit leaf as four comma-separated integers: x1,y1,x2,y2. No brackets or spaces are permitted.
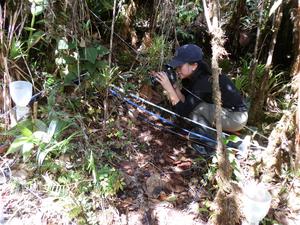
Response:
30,0,48,16
24,27,36,32
57,39,69,50
21,127,33,137
7,137,31,154
22,142,34,154
223,135,240,145
33,131,49,143
9,40,23,60
47,120,57,140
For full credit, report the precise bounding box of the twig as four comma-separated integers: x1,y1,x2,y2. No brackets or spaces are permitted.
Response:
109,0,117,68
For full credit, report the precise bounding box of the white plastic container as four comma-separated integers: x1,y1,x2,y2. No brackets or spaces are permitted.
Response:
242,182,272,225
9,81,32,120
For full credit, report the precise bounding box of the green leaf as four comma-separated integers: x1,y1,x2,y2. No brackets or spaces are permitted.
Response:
22,142,34,154
223,135,240,145
47,120,57,140
81,61,97,74
9,40,23,60
24,27,36,32
33,131,48,142
63,71,77,85
84,47,98,63
83,20,91,30
28,31,45,48
21,127,33,137
96,45,109,57
33,119,48,132
7,137,31,154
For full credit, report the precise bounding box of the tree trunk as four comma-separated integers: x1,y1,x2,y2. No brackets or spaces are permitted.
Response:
202,0,238,224
261,111,294,182
291,0,300,170
0,4,13,129
248,0,265,99
149,0,160,35
261,0,299,179
225,0,247,57
248,2,283,124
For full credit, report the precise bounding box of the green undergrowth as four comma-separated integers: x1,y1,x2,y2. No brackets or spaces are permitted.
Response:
2,78,132,224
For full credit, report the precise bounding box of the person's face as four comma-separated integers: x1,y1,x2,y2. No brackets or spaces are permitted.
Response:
176,63,198,79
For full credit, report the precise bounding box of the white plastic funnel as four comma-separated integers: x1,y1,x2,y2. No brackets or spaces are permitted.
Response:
9,81,32,120
9,81,32,107
242,182,272,225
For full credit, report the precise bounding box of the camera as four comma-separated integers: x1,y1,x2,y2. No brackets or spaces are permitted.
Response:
150,65,177,86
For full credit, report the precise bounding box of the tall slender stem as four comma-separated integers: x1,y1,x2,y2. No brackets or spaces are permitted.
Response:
109,0,117,68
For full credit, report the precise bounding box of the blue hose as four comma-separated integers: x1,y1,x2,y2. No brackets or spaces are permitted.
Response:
109,88,217,144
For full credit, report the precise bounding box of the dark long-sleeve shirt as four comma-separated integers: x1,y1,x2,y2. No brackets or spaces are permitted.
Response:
174,69,247,117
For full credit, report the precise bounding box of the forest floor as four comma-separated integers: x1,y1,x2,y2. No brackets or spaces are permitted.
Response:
0,116,210,224
1,99,300,225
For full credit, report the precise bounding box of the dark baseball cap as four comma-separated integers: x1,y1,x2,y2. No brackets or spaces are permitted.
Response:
168,44,203,68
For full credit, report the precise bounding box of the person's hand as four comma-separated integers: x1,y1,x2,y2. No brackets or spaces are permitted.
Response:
149,71,181,105
150,71,173,92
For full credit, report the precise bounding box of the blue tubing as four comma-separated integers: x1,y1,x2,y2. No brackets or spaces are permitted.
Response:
109,88,217,144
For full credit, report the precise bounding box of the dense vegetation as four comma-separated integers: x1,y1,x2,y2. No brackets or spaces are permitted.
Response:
0,0,299,224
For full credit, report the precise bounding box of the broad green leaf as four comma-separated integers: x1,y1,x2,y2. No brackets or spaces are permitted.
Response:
21,127,33,137
37,139,66,166
84,47,98,64
63,55,77,64
68,41,77,50
63,71,77,85
7,137,31,154
33,119,48,132
95,60,107,69
81,61,97,74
